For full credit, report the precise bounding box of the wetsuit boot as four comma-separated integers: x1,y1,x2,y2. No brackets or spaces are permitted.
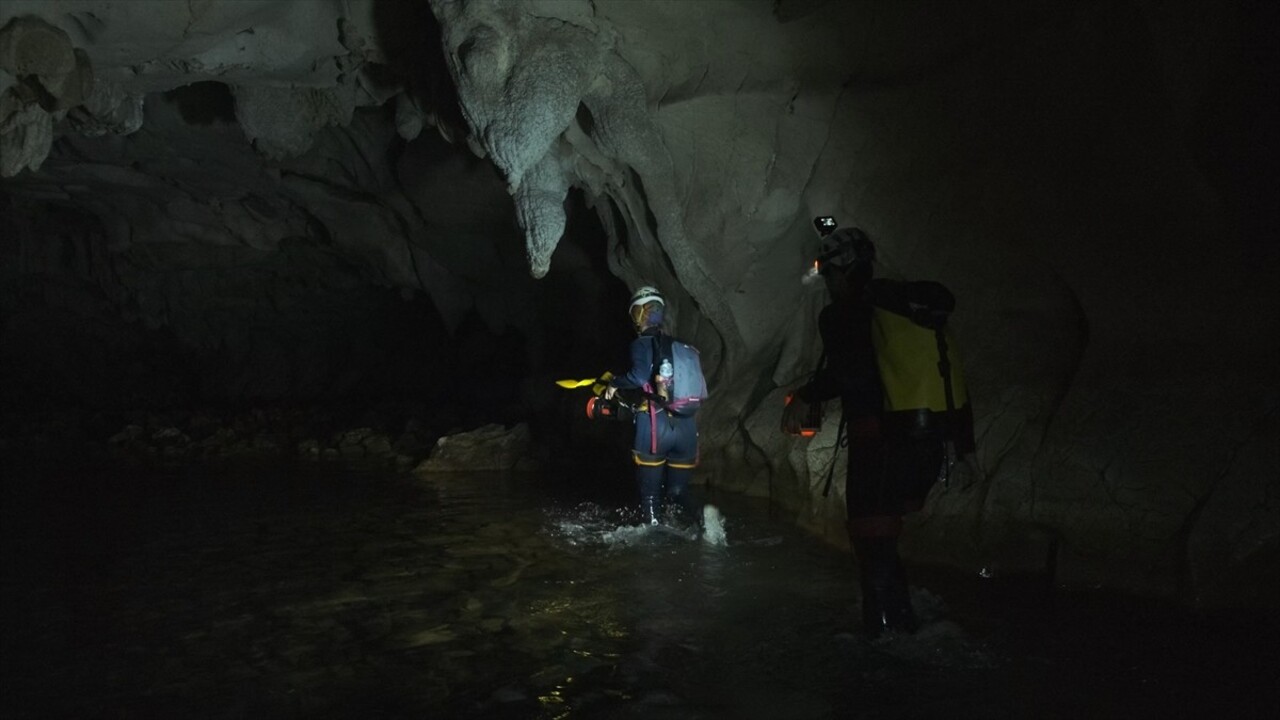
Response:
854,535,918,638
637,460,665,525
665,465,702,536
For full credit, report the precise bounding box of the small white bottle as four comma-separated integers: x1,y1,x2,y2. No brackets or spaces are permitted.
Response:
657,358,674,400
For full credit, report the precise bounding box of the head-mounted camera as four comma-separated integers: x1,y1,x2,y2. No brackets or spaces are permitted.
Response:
813,216,838,237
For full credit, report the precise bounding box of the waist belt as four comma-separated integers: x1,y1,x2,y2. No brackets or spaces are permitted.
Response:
880,408,947,439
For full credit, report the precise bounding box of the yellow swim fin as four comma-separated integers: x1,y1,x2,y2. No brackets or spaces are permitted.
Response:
555,371,613,391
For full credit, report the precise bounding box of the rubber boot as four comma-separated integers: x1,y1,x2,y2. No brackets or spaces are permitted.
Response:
854,536,918,638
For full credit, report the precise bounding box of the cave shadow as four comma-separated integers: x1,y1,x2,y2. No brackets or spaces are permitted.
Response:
161,81,237,126
526,189,637,491
368,0,468,143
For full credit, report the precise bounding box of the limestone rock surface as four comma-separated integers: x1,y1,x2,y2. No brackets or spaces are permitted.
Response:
428,0,1279,602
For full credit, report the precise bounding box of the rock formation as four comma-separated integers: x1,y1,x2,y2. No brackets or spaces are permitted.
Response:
1,0,1276,605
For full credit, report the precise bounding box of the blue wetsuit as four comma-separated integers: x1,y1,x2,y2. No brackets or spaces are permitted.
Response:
610,327,700,524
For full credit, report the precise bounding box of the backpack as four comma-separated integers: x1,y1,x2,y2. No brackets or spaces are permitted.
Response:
654,333,709,415
866,278,975,455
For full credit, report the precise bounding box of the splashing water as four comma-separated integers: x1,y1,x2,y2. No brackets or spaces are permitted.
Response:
702,503,727,546
549,500,728,547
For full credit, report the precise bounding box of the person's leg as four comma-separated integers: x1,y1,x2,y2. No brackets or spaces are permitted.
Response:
851,432,944,637
633,410,665,524
894,434,945,515
845,416,918,637
849,517,916,637
634,455,666,525
663,414,701,525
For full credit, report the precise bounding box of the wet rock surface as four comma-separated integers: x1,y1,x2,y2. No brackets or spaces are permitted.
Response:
0,403,469,473
415,422,535,474
3,466,1277,719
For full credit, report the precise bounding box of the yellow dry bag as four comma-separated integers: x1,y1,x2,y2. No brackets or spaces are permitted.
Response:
867,279,975,454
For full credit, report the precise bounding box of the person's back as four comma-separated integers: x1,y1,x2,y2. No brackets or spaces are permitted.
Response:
606,287,704,529
787,222,941,637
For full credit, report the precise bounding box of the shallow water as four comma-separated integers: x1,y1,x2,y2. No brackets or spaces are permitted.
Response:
3,463,1277,719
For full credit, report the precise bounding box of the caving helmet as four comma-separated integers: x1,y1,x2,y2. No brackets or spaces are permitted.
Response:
815,226,875,283
629,285,665,332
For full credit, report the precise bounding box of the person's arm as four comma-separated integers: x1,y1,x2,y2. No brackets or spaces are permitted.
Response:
795,307,843,403
796,366,842,404
606,335,654,396
795,302,879,405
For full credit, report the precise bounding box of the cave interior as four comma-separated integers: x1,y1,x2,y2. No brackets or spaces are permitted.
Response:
1,0,1278,715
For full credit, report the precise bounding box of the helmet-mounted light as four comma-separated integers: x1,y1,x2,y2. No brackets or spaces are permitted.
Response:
813,216,837,237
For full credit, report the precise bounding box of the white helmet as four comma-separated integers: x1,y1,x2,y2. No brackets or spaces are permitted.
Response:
629,286,665,311
628,286,665,331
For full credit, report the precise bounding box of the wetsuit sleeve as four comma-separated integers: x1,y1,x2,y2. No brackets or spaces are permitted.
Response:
795,307,844,403
796,302,881,412
797,368,843,403
610,335,655,390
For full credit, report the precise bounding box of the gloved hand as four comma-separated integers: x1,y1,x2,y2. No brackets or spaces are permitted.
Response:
781,391,811,435
940,453,981,489
603,385,617,401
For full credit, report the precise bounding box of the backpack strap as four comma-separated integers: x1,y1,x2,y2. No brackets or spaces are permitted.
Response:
937,324,957,483
647,333,675,413
821,413,848,498
656,333,674,370
934,328,956,416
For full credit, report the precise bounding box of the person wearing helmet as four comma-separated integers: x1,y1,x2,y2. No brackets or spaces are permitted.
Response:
786,220,935,638
604,286,703,529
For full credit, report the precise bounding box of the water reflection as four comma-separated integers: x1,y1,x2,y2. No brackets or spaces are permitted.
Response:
3,464,1276,719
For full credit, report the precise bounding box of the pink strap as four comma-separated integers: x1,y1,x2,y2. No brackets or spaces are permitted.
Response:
644,382,658,454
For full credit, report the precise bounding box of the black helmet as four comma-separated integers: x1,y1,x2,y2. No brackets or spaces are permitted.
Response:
816,227,875,274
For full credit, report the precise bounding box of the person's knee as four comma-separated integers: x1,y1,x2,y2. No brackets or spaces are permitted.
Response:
668,457,698,471
666,458,694,486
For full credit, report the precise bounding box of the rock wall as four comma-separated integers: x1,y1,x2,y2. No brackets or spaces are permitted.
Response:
428,0,1279,603
1,4,631,417
1,0,1276,605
